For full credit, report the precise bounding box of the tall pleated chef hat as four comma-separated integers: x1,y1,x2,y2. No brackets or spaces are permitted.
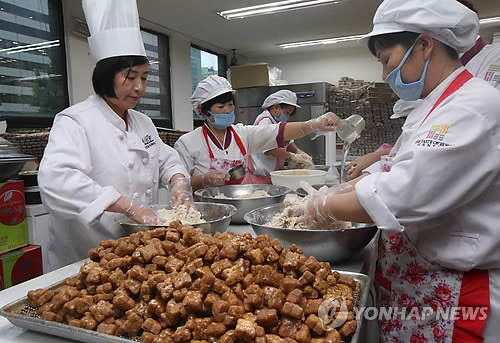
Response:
191,75,235,115
360,0,479,53
262,90,301,109
390,99,423,119
82,0,147,64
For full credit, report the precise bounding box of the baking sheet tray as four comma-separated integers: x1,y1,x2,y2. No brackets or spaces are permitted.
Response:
0,271,370,343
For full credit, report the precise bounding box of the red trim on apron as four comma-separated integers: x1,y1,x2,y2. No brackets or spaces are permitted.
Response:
202,125,247,185
420,70,473,127
452,270,490,343
245,114,285,184
460,38,487,67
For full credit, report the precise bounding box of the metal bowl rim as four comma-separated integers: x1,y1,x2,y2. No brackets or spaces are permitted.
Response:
118,202,237,228
270,169,327,177
244,203,376,233
194,184,291,201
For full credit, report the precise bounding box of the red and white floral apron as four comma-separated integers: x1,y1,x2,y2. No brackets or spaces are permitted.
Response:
202,125,247,185
244,114,285,184
376,70,490,343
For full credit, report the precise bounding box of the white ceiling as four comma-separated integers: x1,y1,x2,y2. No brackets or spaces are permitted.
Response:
136,0,500,58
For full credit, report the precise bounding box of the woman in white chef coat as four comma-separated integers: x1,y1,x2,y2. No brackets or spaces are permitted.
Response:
175,76,340,191
244,90,310,184
294,0,500,342
38,0,191,272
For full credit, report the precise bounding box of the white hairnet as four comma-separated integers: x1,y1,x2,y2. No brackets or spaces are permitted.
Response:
360,0,479,53
191,75,235,114
390,99,423,119
262,90,301,109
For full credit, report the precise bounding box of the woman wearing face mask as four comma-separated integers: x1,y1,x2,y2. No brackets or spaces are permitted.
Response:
38,0,192,272
292,0,500,341
244,90,312,184
174,76,340,191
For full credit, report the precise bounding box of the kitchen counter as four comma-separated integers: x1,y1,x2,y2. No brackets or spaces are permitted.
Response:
0,224,379,343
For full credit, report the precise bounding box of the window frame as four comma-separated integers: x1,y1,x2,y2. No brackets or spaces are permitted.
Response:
2,0,69,129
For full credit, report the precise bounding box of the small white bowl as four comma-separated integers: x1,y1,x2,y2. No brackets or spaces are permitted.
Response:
270,169,327,190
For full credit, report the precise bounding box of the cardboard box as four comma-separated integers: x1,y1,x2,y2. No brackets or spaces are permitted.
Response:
230,63,269,89
0,245,42,290
0,180,28,254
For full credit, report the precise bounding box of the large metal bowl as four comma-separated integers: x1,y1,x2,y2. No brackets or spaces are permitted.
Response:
0,155,36,182
194,184,291,224
118,202,237,235
244,203,377,263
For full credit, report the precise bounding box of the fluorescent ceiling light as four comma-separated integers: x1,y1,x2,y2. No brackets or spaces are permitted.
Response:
479,16,500,25
279,34,364,49
218,0,343,20
0,40,59,54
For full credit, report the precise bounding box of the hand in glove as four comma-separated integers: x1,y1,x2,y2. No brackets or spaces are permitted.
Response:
304,112,340,133
201,170,230,188
168,175,193,207
291,181,354,229
122,198,159,225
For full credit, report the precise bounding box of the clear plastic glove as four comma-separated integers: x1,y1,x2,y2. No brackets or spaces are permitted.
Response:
288,151,314,169
201,170,230,188
347,151,383,180
305,112,340,133
168,176,193,207
123,199,159,225
291,182,354,229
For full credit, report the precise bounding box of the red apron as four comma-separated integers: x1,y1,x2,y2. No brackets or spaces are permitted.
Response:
244,114,285,184
376,70,490,343
202,125,247,185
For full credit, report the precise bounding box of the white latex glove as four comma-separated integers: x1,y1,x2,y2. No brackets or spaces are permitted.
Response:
123,199,159,225
168,176,193,207
291,182,354,229
305,112,340,134
201,170,230,188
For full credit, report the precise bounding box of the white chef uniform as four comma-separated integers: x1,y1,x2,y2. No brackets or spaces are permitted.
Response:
174,122,286,178
38,0,189,271
462,38,500,90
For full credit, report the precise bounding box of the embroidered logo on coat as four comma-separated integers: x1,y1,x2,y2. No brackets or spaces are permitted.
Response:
142,134,156,149
415,125,451,147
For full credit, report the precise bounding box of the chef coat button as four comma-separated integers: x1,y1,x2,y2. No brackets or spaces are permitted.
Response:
127,162,133,168
146,189,152,196
142,158,148,164
119,134,125,140
133,192,139,198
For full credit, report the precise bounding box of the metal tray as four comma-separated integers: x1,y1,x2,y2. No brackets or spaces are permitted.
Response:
0,271,370,343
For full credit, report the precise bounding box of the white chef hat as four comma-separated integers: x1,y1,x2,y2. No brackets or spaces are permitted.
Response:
262,90,301,109
360,0,479,53
83,0,147,64
390,99,423,119
191,75,235,114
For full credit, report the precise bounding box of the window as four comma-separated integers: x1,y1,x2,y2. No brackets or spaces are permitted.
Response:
0,0,68,129
136,29,172,128
191,45,227,127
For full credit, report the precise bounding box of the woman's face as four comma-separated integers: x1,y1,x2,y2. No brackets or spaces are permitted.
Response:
106,63,149,116
272,104,294,120
376,40,427,83
208,100,235,115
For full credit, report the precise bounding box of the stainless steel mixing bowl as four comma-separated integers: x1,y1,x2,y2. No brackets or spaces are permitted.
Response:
244,203,377,263
194,184,291,224
118,202,237,235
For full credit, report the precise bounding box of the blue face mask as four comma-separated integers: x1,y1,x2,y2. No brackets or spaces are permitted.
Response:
385,40,431,101
275,109,288,123
207,111,235,130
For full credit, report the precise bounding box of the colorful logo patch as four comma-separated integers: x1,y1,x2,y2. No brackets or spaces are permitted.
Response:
142,134,156,149
415,124,451,147
484,64,500,83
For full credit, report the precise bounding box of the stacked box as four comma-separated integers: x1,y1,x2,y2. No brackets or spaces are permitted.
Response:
0,245,42,290
0,180,28,254
329,77,400,156
230,63,269,89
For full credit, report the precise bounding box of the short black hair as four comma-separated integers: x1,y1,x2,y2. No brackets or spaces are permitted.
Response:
92,55,149,98
200,92,235,115
368,31,458,61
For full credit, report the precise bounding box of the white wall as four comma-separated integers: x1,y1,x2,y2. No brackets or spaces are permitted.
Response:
249,45,383,86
